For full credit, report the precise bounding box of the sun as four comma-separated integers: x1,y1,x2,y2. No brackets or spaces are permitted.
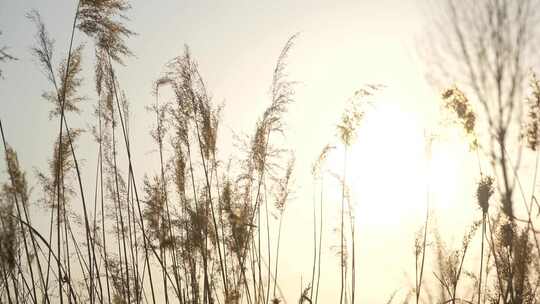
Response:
341,101,463,227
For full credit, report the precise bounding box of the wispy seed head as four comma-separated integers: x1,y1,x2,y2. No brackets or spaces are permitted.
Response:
476,175,493,214
523,73,540,150
442,87,477,149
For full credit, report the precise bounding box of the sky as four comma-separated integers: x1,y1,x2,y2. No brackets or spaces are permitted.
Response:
0,0,515,302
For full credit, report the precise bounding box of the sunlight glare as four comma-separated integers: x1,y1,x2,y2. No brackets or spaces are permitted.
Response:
343,101,461,227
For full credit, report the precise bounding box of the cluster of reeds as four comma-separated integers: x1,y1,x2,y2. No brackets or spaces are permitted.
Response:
405,82,540,304
307,85,382,304
0,2,302,304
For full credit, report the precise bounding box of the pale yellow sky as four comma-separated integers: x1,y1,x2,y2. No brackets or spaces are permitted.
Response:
1,1,536,303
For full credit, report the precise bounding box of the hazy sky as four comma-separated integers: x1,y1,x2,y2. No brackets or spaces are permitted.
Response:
0,1,501,302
